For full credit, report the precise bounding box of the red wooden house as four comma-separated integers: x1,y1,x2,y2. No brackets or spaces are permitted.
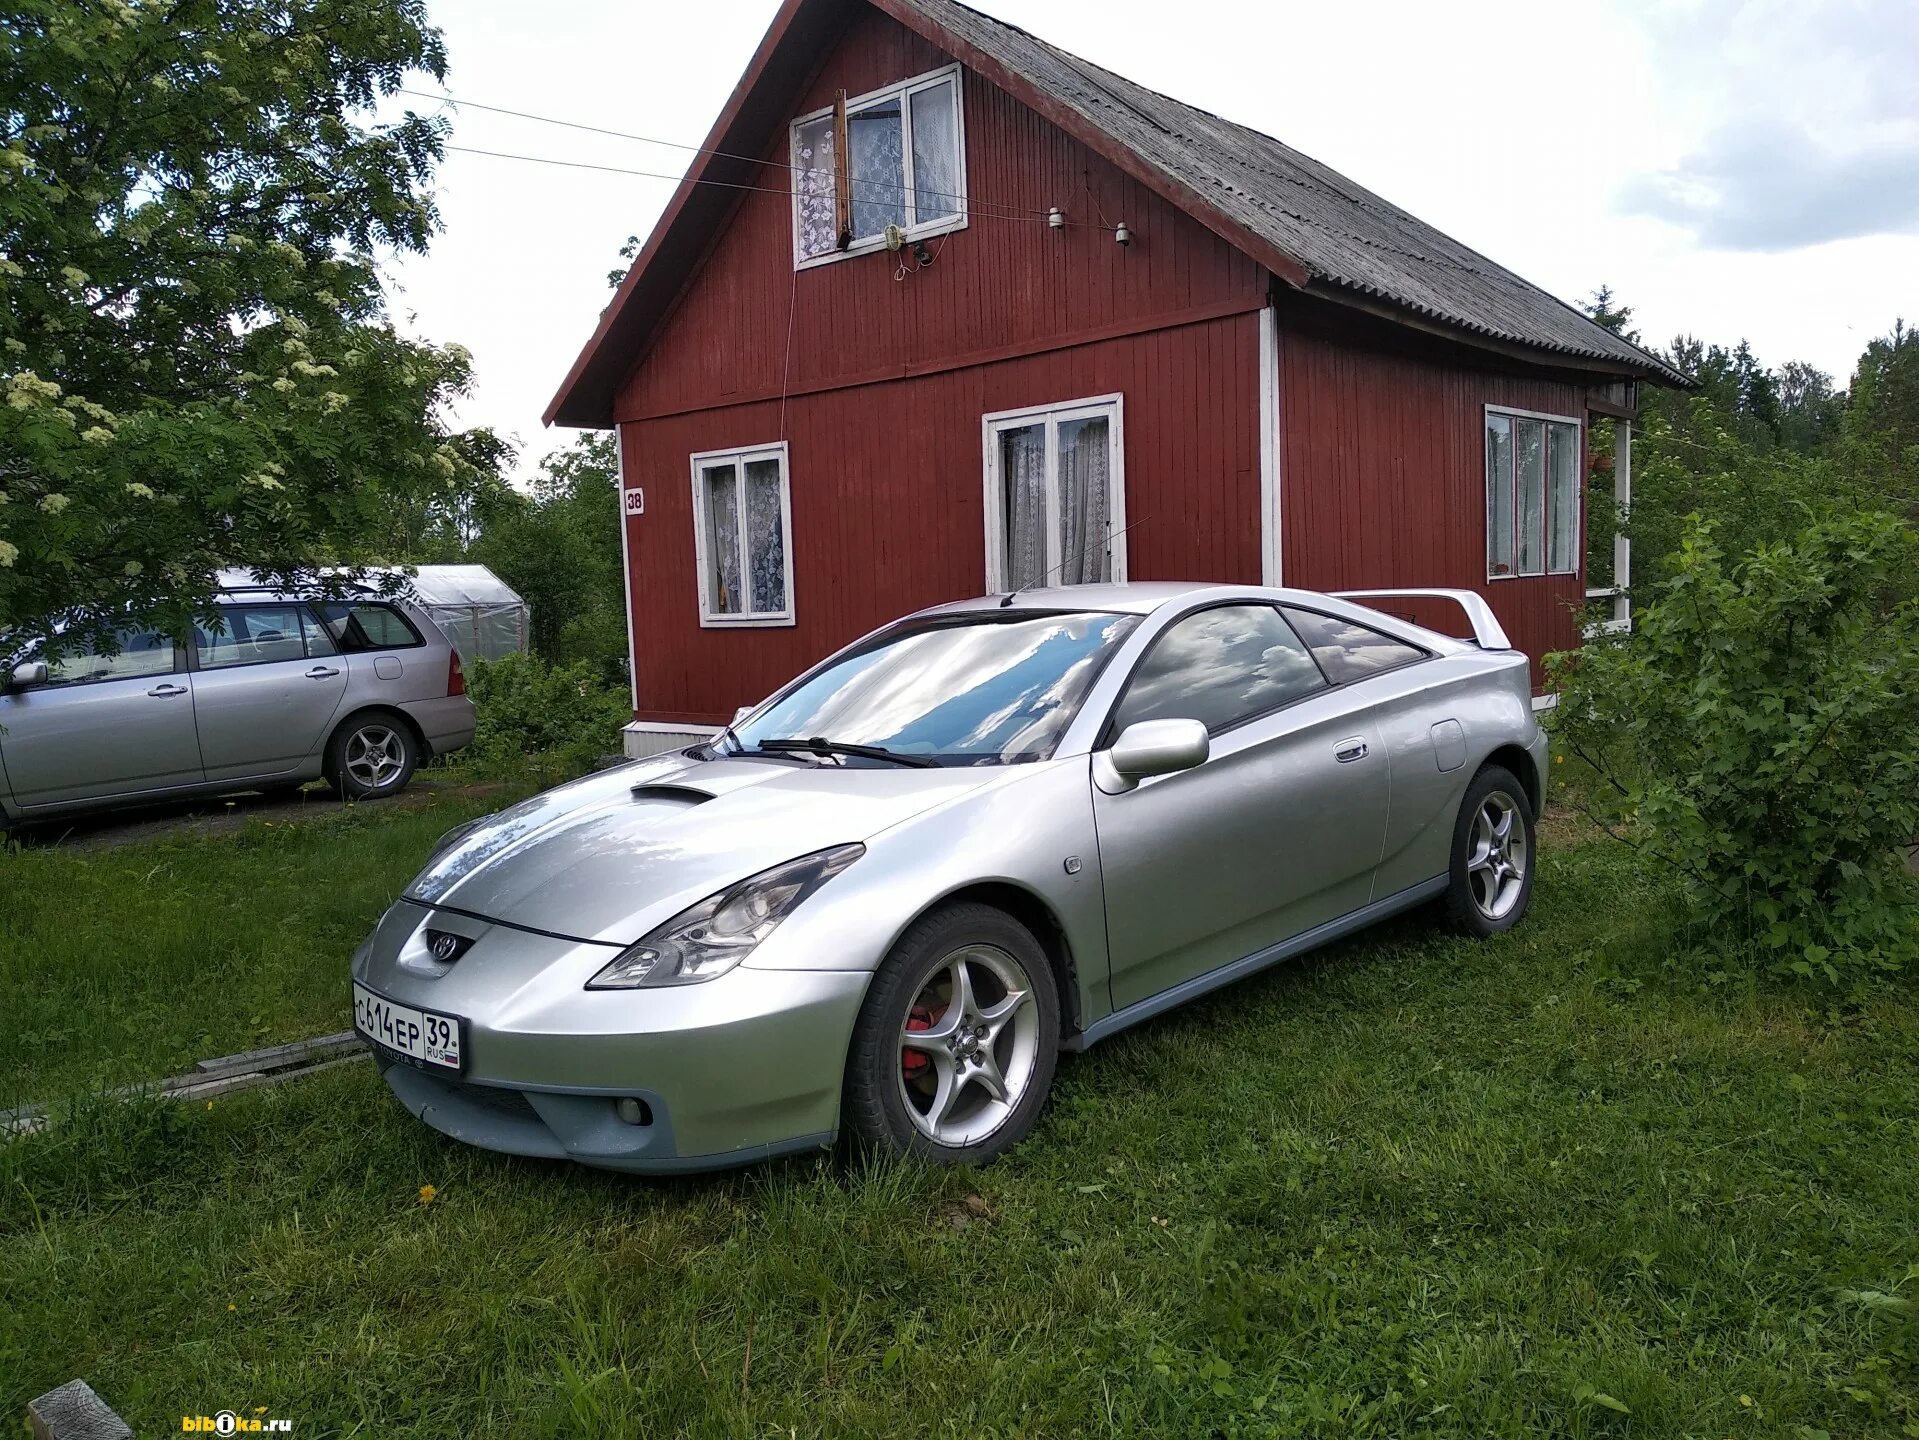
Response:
545,0,1685,756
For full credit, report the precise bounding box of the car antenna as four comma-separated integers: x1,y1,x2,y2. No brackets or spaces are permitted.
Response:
999,513,1154,607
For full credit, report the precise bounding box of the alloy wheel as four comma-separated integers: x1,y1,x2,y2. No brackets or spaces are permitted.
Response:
343,725,406,792
896,944,1040,1147
1466,789,1528,921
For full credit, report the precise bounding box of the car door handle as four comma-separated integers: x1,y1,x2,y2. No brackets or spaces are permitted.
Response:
148,683,188,698
305,666,341,679
1334,738,1369,763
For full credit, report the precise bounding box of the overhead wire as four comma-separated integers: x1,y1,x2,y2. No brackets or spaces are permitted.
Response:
407,86,1115,229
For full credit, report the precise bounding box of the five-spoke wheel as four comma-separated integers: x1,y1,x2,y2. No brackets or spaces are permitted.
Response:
845,903,1060,1164
897,943,1042,1148
1446,764,1534,936
327,714,419,800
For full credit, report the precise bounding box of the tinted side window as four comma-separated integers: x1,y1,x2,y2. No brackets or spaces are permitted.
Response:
1282,607,1427,684
314,602,424,653
43,630,177,686
195,605,314,669
1113,604,1326,736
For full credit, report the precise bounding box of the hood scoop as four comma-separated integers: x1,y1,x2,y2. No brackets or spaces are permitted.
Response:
627,782,715,807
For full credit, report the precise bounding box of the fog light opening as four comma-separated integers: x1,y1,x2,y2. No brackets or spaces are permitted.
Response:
615,1097,653,1127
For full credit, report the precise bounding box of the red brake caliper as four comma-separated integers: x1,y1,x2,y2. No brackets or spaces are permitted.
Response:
901,1004,943,1080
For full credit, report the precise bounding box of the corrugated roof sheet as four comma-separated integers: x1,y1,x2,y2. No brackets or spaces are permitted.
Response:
901,0,1688,386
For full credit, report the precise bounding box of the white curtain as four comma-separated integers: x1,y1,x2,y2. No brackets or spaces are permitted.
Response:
908,79,960,223
793,115,837,259
702,463,742,614
1056,415,1111,584
743,458,786,612
999,425,1046,589
848,102,905,239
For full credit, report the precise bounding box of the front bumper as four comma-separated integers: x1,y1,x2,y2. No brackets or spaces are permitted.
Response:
353,900,870,1172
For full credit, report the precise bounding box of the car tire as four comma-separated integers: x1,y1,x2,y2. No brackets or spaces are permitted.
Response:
1445,763,1535,937
325,713,419,801
842,902,1060,1165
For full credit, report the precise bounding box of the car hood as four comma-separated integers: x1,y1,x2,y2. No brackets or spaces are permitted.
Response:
405,753,1001,944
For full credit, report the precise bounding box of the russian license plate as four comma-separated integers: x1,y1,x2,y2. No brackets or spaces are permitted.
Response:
353,983,463,1071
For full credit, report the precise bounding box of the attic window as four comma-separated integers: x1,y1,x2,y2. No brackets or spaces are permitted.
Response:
791,64,967,267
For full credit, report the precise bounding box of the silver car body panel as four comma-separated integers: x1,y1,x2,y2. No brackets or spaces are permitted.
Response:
0,589,476,821
352,581,1548,1172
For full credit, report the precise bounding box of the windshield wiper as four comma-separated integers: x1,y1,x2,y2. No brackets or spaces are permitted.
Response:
753,736,940,768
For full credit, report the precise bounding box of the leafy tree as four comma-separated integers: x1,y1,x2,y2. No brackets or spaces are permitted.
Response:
0,0,494,668
1550,511,1919,981
471,433,626,686
1844,320,1919,483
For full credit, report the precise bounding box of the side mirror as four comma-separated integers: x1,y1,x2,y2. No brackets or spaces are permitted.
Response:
732,705,752,726
8,661,47,690
1093,718,1210,795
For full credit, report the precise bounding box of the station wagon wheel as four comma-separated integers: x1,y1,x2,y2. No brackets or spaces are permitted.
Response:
1445,764,1535,937
327,713,419,800
844,903,1060,1164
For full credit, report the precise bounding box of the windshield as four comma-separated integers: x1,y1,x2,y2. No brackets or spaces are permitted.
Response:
731,611,1139,765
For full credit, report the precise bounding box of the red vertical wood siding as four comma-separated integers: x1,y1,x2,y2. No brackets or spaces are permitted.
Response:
605,4,1606,721
610,6,1268,723
613,7,1267,421
1275,322,1589,686
620,310,1262,723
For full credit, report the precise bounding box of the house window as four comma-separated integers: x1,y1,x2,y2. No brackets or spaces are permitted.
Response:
1486,407,1581,579
983,396,1126,592
690,443,794,626
791,64,966,267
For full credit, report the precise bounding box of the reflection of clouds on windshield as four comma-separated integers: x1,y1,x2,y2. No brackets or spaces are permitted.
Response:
739,615,1132,762
1120,606,1325,732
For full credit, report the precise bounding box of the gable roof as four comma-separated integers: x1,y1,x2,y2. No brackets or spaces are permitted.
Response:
547,0,1684,427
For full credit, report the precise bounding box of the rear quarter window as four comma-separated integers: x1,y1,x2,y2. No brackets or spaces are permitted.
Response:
1281,607,1428,684
314,602,425,653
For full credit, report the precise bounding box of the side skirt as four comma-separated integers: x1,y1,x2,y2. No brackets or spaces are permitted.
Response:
1064,875,1448,1052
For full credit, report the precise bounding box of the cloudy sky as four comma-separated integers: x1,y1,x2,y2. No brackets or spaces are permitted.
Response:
378,0,1919,475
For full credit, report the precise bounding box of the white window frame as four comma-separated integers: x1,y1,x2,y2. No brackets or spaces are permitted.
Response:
981,394,1127,593
1484,404,1582,582
688,442,796,628
789,63,969,271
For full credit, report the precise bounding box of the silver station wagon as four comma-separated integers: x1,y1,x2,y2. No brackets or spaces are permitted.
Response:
0,585,475,825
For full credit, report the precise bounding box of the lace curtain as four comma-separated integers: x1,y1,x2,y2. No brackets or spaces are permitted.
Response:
702,464,743,614
999,425,1046,590
848,102,905,240
744,459,786,612
793,115,836,260
1056,415,1112,585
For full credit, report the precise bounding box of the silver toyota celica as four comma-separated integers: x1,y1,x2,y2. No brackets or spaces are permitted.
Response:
351,582,1548,1173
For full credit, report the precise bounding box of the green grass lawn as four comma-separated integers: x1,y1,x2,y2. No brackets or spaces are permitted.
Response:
2,803,1916,1436
0,783,524,1104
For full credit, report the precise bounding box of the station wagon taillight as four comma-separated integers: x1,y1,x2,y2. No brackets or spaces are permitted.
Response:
447,649,466,697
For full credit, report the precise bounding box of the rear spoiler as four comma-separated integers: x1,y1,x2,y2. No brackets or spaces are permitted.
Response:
1331,589,1513,651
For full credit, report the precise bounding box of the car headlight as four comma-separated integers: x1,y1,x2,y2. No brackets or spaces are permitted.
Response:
586,843,865,989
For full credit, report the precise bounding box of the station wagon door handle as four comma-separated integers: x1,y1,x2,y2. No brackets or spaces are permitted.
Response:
147,683,188,698
305,665,341,679
1334,738,1369,763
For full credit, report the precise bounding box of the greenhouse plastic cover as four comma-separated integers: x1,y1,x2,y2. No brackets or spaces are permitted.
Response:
405,565,529,663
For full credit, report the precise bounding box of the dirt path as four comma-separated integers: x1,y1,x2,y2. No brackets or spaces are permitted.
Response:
7,776,513,853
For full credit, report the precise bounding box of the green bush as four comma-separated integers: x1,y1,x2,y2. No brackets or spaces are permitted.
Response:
463,652,628,780
1549,510,1919,981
